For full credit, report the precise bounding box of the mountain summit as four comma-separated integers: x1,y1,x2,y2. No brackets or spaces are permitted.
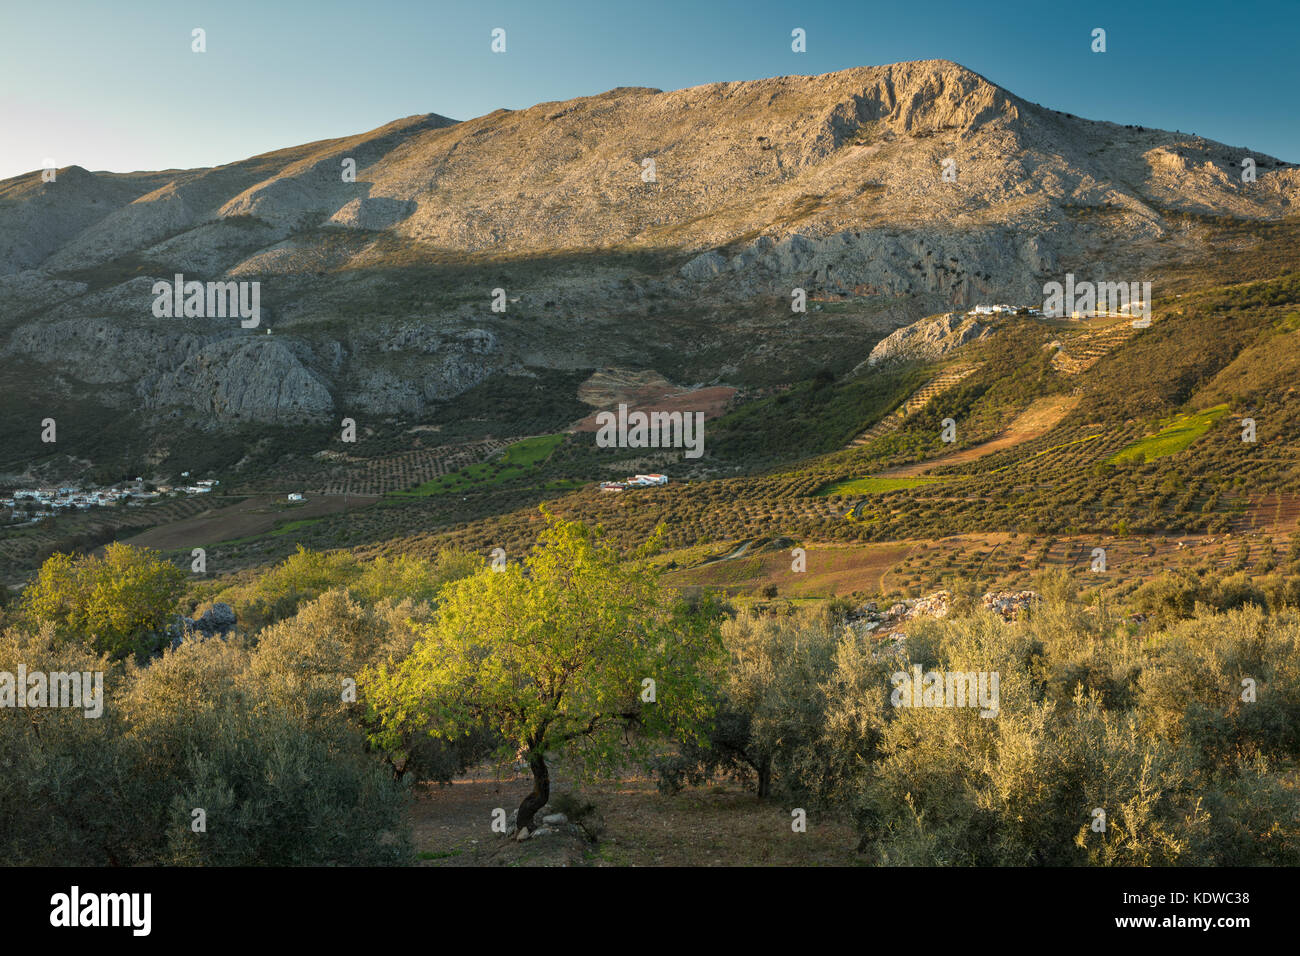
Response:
3,60,1295,276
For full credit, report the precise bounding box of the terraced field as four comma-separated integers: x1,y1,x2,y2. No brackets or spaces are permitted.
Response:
847,363,982,447
942,421,1139,481
238,437,524,496
1050,316,1150,374
664,539,917,598
881,394,1080,478
391,434,567,497
1232,493,1300,534
120,493,381,553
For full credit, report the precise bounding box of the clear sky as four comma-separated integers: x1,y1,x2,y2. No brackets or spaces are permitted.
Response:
1,0,1295,181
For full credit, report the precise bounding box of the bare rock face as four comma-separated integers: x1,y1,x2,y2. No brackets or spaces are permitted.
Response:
866,312,994,366
143,338,335,423
679,250,727,280
5,59,1292,280
339,325,502,414
3,314,218,384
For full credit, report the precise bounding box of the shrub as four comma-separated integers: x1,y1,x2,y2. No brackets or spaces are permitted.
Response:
22,543,185,659
652,608,884,802
0,616,414,865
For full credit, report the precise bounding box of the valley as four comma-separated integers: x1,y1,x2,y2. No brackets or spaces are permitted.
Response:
5,53,1300,874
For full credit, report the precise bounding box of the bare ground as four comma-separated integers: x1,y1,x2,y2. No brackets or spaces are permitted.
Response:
409,764,862,867
119,493,380,550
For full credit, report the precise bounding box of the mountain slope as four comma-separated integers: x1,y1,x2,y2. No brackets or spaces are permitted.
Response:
0,59,1296,454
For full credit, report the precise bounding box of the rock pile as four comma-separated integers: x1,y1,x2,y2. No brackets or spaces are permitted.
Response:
848,590,952,636
980,590,1039,620
505,807,586,842
849,588,1041,635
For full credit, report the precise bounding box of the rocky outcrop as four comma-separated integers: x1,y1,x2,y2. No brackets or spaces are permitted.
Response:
0,270,88,317
866,312,994,366
143,338,335,423
677,226,1058,306
679,250,728,280
848,591,952,636
980,590,1039,620
3,313,219,384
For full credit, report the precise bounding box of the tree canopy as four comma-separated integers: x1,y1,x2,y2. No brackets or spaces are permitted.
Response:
22,542,185,659
366,510,721,830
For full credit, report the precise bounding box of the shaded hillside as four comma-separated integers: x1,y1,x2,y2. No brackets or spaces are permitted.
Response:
1,59,1297,482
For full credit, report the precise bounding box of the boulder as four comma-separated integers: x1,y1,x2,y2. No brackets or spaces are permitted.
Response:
169,602,238,648
195,602,237,634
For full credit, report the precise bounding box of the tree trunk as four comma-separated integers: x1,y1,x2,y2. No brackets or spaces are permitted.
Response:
756,761,772,799
516,750,550,832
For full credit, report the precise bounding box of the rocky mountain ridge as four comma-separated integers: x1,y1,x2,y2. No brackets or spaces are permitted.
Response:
1,59,1295,432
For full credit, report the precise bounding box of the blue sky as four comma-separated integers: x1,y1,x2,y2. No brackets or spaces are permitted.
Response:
1,0,1296,180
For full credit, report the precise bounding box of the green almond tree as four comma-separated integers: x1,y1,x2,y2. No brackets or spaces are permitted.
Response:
23,542,185,659
365,510,720,832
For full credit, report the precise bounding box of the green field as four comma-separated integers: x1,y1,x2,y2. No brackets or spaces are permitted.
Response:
1107,405,1229,465
543,478,587,492
817,476,946,495
394,434,567,497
